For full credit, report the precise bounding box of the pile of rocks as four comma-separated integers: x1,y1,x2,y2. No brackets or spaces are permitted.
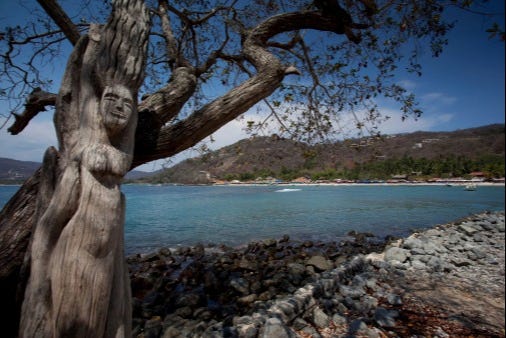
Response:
129,211,505,337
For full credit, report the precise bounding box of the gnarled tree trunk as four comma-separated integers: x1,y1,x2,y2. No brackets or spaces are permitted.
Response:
17,0,150,337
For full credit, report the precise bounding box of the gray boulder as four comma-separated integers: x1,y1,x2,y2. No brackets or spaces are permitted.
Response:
260,318,292,338
374,307,398,327
306,255,332,271
384,247,410,263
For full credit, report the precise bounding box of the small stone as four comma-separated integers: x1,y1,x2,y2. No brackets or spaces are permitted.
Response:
236,324,258,338
384,247,410,263
386,293,403,305
262,238,277,248
238,257,258,271
433,326,450,338
332,313,347,325
470,247,486,260
426,256,443,271
193,308,213,321
301,326,322,337
403,237,423,249
139,252,161,263
339,284,365,299
302,240,314,248
292,318,309,330
337,302,348,314
144,316,162,338
458,223,479,236
410,259,427,270
174,306,192,318
306,255,332,271
158,247,172,257
410,247,427,255
365,277,378,290
358,295,378,313
312,307,330,328
335,255,348,266
238,294,257,305
450,257,473,268
348,319,369,333
260,317,291,338
175,292,202,308
287,262,305,275
279,234,290,243
374,307,398,327
230,277,250,295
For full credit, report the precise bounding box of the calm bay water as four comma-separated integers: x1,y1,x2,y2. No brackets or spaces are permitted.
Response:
1,184,504,254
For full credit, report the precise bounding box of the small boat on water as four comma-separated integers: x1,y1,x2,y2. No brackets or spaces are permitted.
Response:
275,188,301,192
464,183,477,191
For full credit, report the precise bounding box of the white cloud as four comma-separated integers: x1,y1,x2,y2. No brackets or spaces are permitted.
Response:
397,79,417,90
330,106,456,138
0,97,457,171
207,114,275,150
381,111,455,134
0,119,57,162
136,113,267,172
421,92,457,106
354,109,455,135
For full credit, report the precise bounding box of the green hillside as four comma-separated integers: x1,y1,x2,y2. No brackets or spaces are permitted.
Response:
138,124,505,184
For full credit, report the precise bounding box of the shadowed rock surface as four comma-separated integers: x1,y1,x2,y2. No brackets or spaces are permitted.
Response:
128,211,505,337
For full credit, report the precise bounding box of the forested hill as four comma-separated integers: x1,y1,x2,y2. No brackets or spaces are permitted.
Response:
140,124,505,184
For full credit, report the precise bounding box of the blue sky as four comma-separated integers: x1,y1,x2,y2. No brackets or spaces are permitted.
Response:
0,1,504,172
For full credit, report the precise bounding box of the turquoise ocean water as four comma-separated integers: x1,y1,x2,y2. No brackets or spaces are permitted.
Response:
1,184,504,254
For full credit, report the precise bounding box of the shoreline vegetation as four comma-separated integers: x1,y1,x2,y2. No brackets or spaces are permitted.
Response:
2,180,506,187
126,180,506,187
132,125,505,186
128,211,505,337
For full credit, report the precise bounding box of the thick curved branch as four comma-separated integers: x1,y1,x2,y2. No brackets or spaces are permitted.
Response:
133,9,359,167
138,67,197,124
247,10,367,46
7,88,57,135
132,63,286,166
36,0,81,45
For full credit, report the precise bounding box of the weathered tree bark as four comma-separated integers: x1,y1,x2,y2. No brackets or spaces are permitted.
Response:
0,170,40,338
17,0,150,337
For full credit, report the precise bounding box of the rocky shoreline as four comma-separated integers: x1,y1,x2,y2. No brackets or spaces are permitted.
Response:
128,211,505,338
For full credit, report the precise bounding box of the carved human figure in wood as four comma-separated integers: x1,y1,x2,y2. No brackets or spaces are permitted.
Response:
18,0,149,337
47,84,136,337
101,85,135,139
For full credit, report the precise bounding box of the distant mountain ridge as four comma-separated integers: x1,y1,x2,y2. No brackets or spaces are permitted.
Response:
0,158,151,182
142,124,505,184
2,124,504,184
0,158,41,182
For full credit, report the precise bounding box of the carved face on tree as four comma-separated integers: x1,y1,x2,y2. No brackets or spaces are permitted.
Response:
100,85,135,135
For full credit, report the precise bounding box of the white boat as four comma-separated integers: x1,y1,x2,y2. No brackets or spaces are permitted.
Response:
464,183,477,191
275,188,301,192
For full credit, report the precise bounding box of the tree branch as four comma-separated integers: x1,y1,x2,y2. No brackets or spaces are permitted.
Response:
7,88,57,135
36,0,81,45
158,0,189,69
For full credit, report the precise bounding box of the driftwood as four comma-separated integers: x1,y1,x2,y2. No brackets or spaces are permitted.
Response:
18,0,150,337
